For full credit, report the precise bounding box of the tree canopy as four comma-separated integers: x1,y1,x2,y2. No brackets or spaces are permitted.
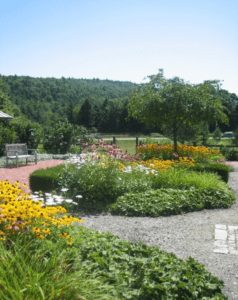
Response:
126,69,230,151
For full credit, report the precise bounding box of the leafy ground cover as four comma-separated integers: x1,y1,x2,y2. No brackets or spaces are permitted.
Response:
0,139,236,299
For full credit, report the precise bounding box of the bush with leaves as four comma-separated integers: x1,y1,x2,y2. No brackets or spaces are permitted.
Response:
0,122,17,156
9,116,42,150
213,127,222,140
0,116,42,156
42,121,96,154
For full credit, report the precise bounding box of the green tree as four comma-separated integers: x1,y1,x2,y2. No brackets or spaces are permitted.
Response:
126,69,229,151
66,100,75,124
77,99,92,128
213,127,222,140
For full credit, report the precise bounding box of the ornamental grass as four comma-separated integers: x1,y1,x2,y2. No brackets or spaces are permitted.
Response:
0,180,83,247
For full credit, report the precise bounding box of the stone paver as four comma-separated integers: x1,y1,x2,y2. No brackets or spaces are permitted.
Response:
214,224,238,255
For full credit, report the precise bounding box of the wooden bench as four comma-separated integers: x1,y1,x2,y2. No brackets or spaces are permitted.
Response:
5,143,38,168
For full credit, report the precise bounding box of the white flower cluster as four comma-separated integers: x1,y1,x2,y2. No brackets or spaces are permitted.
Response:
29,189,82,207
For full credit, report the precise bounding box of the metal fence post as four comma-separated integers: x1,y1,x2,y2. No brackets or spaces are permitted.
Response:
136,137,138,147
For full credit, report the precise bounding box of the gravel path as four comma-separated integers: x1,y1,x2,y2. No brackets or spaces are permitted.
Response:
76,164,238,300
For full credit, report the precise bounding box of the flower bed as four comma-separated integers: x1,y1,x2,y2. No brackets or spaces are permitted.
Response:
0,140,233,299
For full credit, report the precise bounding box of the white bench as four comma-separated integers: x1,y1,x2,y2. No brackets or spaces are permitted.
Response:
5,143,38,168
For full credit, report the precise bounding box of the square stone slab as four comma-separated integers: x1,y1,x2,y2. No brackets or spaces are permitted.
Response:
213,248,229,254
215,229,228,240
214,240,228,247
215,224,227,230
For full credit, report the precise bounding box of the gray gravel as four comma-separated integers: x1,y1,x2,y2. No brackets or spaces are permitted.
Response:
75,164,238,300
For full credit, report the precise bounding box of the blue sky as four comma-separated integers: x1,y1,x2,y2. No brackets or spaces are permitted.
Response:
1,0,238,95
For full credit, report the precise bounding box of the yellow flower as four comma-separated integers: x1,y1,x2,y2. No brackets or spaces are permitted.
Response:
67,241,72,246
42,228,51,235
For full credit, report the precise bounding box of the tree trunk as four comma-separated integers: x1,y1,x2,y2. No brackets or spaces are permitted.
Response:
173,129,178,153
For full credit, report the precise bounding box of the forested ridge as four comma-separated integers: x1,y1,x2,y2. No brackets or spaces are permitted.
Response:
0,74,238,135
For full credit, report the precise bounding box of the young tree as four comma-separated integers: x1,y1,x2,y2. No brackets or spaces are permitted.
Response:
126,69,229,151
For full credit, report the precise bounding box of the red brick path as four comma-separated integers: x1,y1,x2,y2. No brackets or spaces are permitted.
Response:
0,160,65,194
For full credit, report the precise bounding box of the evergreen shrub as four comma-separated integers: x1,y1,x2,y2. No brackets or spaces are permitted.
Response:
29,164,66,192
193,163,230,183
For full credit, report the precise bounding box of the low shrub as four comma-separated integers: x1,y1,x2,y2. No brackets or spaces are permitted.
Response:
29,164,67,193
193,163,230,183
109,186,236,217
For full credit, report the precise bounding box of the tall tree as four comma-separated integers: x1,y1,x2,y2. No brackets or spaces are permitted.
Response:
66,100,75,124
77,99,92,128
99,99,109,133
126,69,229,151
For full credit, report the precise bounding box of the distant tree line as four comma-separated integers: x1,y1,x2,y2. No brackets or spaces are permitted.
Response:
0,74,158,134
0,74,237,152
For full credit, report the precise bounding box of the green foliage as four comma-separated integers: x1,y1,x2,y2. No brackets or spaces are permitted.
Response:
213,127,222,140
193,163,230,183
0,123,17,156
219,145,238,161
29,164,66,193
110,186,236,217
0,116,42,156
150,168,230,191
70,226,228,299
234,127,238,145
57,158,153,212
9,116,42,149
0,236,120,300
42,120,84,154
127,69,229,151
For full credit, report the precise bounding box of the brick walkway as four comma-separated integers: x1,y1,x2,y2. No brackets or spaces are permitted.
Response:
0,160,65,194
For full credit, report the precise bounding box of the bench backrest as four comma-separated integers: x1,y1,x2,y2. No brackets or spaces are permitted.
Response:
5,144,28,156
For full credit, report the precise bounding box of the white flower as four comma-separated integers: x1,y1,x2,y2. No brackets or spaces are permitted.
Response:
76,195,82,198
46,201,56,206
61,188,69,192
45,193,52,197
55,199,64,203
118,178,122,180
72,202,78,205
65,199,73,203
